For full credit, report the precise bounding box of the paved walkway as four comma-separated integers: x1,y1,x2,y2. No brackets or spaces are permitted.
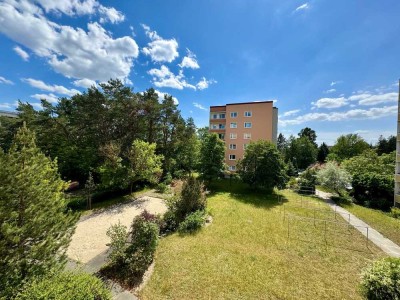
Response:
315,190,400,258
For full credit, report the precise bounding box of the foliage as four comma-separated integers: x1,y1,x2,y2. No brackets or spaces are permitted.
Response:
286,136,317,170
178,210,206,234
297,167,318,194
316,162,352,195
106,222,128,266
199,133,225,182
360,257,400,300
390,207,400,219
15,271,112,300
376,135,396,155
156,182,170,193
105,212,159,281
330,134,370,161
238,140,288,190
317,142,329,163
277,133,287,153
160,209,179,234
125,214,159,276
85,171,96,210
0,125,77,298
342,150,395,209
175,176,206,222
286,160,297,177
298,127,317,146
0,82,198,185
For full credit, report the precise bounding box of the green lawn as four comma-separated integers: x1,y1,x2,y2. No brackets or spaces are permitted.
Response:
339,203,400,246
140,180,384,300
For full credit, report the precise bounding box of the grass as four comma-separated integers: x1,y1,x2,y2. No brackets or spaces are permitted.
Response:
140,180,384,300
339,203,400,246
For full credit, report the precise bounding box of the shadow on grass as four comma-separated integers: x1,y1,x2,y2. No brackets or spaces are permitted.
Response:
207,179,288,210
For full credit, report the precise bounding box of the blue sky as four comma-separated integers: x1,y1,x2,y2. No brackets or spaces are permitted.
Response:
0,0,399,145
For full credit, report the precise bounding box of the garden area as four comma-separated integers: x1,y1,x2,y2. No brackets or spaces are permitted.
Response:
140,180,384,300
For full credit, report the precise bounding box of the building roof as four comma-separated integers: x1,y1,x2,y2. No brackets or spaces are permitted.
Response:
210,100,275,108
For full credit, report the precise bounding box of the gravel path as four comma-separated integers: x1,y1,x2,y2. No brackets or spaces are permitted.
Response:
67,196,168,264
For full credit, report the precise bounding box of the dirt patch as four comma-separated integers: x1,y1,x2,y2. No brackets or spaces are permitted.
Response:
67,196,167,264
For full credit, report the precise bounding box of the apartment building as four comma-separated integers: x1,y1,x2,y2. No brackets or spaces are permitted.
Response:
209,101,278,172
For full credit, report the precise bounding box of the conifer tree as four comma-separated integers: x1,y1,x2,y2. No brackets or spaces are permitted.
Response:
0,124,77,297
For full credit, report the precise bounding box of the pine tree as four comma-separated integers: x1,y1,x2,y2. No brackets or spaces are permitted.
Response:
0,124,77,297
85,171,96,210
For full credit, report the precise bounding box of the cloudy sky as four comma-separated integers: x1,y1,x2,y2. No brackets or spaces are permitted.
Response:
0,0,399,145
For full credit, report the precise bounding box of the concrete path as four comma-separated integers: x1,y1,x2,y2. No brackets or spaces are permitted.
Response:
315,190,400,258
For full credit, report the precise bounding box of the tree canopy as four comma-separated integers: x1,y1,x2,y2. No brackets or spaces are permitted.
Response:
199,133,225,182
330,134,370,161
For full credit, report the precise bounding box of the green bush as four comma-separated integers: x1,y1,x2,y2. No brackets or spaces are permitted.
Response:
125,215,159,276
360,257,400,300
297,167,317,194
106,222,128,267
155,182,169,193
390,207,400,219
160,209,179,234
175,176,206,222
178,210,206,234
16,271,111,300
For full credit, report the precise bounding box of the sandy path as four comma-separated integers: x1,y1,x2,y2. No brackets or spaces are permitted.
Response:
67,196,167,264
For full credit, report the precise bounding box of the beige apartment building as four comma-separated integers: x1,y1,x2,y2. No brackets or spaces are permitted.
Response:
209,101,278,172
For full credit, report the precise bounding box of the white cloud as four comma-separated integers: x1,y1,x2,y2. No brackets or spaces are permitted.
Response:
196,77,217,90
281,109,300,117
148,65,196,90
0,1,138,82
295,3,309,12
324,88,336,94
98,6,125,24
30,102,43,110
73,78,97,88
13,46,29,61
193,102,207,111
0,103,14,109
280,105,397,126
312,97,347,109
31,93,59,103
0,76,14,85
23,78,80,97
179,49,200,69
34,0,125,24
348,92,397,106
142,24,179,63
330,81,342,86
154,90,179,105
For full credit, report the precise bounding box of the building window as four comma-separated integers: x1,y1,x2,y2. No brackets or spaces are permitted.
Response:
229,154,236,160
243,144,249,150
219,113,226,119
244,122,252,128
219,124,225,129
230,112,237,118
230,133,237,139
218,133,225,140
244,133,251,139
244,111,252,117
212,114,218,119
229,144,236,150
228,165,236,171
230,122,237,128
211,124,218,129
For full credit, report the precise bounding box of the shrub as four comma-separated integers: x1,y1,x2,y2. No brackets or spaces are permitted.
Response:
175,176,206,222
390,207,400,219
297,167,317,194
106,222,128,267
125,214,159,276
178,210,206,234
316,161,351,196
155,182,169,193
160,209,179,234
16,271,111,300
360,257,400,300
163,173,173,185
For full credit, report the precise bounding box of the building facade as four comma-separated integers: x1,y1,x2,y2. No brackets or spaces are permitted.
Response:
209,101,278,172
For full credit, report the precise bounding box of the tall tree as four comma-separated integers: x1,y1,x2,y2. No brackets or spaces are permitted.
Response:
287,136,317,170
298,127,317,146
0,125,77,297
127,140,163,194
330,134,370,161
317,162,352,196
376,135,396,155
317,142,330,163
199,133,225,182
237,140,287,190
277,133,288,153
